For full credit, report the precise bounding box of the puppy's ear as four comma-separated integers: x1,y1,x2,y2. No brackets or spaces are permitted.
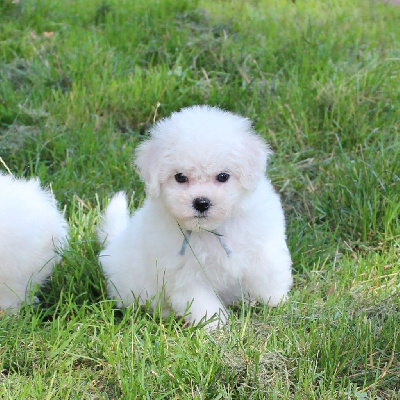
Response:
238,133,272,191
135,138,163,197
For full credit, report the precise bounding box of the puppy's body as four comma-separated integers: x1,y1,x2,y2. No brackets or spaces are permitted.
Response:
99,106,292,328
0,174,68,310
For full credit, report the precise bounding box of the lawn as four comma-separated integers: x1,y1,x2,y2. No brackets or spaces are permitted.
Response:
0,0,399,398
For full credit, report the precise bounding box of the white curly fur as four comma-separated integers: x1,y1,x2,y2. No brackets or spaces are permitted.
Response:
99,106,293,329
0,173,68,310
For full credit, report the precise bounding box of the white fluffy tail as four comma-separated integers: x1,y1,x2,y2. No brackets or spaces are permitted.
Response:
98,192,129,245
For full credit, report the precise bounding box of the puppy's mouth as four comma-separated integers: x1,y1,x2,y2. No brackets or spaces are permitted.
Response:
180,211,223,232
194,213,209,219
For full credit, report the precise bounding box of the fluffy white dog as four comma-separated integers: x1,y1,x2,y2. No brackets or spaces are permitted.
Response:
0,173,68,310
99,106,292,328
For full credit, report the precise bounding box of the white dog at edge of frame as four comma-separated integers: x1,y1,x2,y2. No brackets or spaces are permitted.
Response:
0,173,68,311
98,105,293,329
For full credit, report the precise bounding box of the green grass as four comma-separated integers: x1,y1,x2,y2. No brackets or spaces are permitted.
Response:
0,0,399,398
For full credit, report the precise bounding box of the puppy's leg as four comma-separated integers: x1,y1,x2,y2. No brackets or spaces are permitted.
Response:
242,242,293,307
168,281,227,329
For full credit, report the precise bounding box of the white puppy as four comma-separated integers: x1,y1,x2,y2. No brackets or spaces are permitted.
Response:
0,173,68,310
99,106,292,328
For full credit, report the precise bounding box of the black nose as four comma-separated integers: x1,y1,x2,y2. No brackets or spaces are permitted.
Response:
193,197,211,213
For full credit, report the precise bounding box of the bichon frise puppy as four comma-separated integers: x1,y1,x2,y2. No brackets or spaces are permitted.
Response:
0,173,68,310
99,106,292,328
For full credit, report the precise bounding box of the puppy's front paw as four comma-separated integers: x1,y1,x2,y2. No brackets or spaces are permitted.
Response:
187,308,227,331
171,288,227,330
264,293,288,307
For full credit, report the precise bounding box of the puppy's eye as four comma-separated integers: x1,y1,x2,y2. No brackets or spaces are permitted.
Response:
216,172,230,183
175,173,188,183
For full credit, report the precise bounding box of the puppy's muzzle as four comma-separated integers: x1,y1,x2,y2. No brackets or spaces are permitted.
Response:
192,197,212,214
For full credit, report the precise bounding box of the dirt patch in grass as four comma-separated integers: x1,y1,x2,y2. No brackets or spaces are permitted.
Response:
377,0,400,5
0,124,39,156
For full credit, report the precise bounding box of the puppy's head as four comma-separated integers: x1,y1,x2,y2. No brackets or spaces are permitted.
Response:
135,106,271,231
